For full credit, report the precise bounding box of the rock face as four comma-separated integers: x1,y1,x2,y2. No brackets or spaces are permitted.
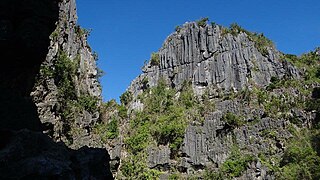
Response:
119,21,312,179
0,0,59,131
0,129,112,179
31,0,102,147
0,0,113,179
129,22,299,98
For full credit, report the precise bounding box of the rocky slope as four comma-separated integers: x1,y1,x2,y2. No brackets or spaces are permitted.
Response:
112,19,320,179
0,0,112,179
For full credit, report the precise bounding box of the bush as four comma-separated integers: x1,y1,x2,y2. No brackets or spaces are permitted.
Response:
120,91,132,106
150,52,160,66
221,148,254,178
55,51,78,100
120,155,161,179
222,112,243,129
196,17,209,27
78,95,99,113
278,129,320,179
125,124,150,154
94,117,119,141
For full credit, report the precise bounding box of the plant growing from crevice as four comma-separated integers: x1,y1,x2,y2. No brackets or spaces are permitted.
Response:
196,17,209,27
150,52,160,66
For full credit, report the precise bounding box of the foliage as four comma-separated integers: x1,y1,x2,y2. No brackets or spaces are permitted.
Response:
94,117,119,141
50,30,59,40
77,95,99,113
204,147,255,179
196,17,209,27
283,49,320,84
175,25,182,33
221,112,243,129
125,121,151,154
118,105,128,119
75,25,91,37
150,52,160,66
248,32,273,56
278,129,320,179
120,154,162,179
120,91,132,106
169,173,181,180
221,23,274,56
266,76,280,91
221,147,255,178
55,51,78,100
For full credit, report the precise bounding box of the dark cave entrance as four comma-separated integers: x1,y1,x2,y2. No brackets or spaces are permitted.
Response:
0,0,59,131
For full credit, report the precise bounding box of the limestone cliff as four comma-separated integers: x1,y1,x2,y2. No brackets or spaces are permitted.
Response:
129,22,299,99
0,0,112,179
31,0,102,148
116,20,319,179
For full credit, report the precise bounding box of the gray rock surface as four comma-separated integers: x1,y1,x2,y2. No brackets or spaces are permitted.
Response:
31,0,102,147
128,22,299,99
124,22,302,179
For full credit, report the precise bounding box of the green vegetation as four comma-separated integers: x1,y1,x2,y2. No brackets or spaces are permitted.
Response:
121,79,213,178
150,52,160,66
55,51,78,100
282,49,320,84
50,29,59,40
120,91,132,106
221,23,274,56
120,154,162,179
196,17,209,27
221,112,244,129
277,129,320,179
75,25,91,37
38,50,101,143
94,117,119,141
175,25,182,33
204,146,255,179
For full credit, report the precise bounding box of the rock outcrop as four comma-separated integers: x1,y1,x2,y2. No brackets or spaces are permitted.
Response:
118,21,318,179
129,22,299,98
0,0,113,179
31,0,102,147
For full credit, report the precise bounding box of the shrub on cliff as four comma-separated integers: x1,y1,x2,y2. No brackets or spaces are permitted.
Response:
150,52,160,66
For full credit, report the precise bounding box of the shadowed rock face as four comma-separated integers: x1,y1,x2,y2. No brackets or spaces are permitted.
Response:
0,0,59,130
0,129,113,179
0,1,114,179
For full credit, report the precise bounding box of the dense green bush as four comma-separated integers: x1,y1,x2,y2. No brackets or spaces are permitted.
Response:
78,95,99,113
278,129,320,179
125,122,151,154
120,155,161,179
221,112,243,129
120,91,132,106
204,147,254,178
94,117,119,142
55,51,78,100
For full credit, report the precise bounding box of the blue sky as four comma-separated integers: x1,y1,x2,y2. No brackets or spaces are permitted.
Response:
77,0,320,102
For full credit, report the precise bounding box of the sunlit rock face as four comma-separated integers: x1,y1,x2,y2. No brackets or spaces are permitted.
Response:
129,22,299,99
